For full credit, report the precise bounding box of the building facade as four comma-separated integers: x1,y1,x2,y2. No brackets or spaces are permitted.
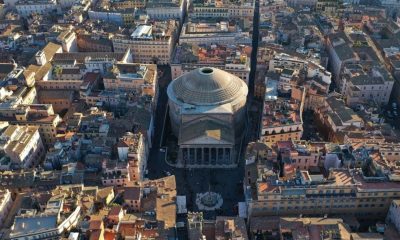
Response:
103,63,157,97
171,43,251,83
15,0,57,17
146,0,186,20
386,200,400,233
178,21,251,45
190,0,254,19
112,21,177,65
0,124,44,169
0,190,12,228
117,132,148,181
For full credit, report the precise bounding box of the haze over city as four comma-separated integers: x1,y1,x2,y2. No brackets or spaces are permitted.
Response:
0,0,400,239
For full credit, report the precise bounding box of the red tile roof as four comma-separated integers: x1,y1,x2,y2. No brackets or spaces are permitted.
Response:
124,187,141,201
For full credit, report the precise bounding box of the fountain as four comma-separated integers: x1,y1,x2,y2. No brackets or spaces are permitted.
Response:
196,191,223,211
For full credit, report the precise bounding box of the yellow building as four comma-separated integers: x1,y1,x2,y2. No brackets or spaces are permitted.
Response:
245,138,400,220
121,11,136,26
112,20,177,65
111,0,146,9
103,63,157,96
246,167,400,219
2,104,61,147
260,81,304,145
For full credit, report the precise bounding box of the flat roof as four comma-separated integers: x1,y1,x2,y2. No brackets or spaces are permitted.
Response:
265,78,278,100
131,25,152,39
11,214,57,236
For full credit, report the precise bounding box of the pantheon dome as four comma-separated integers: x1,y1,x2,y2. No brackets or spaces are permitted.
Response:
168,67,248,106
167,67,248,168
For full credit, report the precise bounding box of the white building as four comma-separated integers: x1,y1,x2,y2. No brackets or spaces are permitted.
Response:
179,21,251,45
316,97,363,133
88,10,124,25
326,32,358,88
117,132,148,181
4,0,19,8
171,43,251,83
379,0,400,8
16,0,57,17
102,163,131,187
269,53,308,71
0,190,12,228
146,0,186,20
386,200,400,233
103,63,157,97
342,65,394,106
307,63,332,86
57,30,78,53
58,0,85,8
190,1,254,19
0,125,44,169
112,21,177,65
269,53,332,89
286,0,317,7
9,206,81,240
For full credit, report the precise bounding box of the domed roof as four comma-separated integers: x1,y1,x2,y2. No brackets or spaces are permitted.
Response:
168,67,248,105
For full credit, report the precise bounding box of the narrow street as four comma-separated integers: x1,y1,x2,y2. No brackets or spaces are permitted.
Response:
248,0,260,100
147,65,173,179
246,0,261,143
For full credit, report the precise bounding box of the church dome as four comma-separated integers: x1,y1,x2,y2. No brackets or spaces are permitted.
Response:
167,67,248,106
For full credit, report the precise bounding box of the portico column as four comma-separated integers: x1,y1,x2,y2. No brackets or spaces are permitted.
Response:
216,148,220,164
201,148,204,165
197,148,201,165
227,148,231,164
194,148,198,165
214,148,218,165
210,148,213,165
214,148,217,165
219,148,223,165
224,148,230,165
179,148,183,166
222,148,226,165
188,148,191,165
217,148,224,164
183,147,189,165
187,148,190,165
180,148,184,165
191,148,195,165
208,147,212,165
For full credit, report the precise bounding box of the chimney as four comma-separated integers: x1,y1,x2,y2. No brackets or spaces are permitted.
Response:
35,50,47,66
